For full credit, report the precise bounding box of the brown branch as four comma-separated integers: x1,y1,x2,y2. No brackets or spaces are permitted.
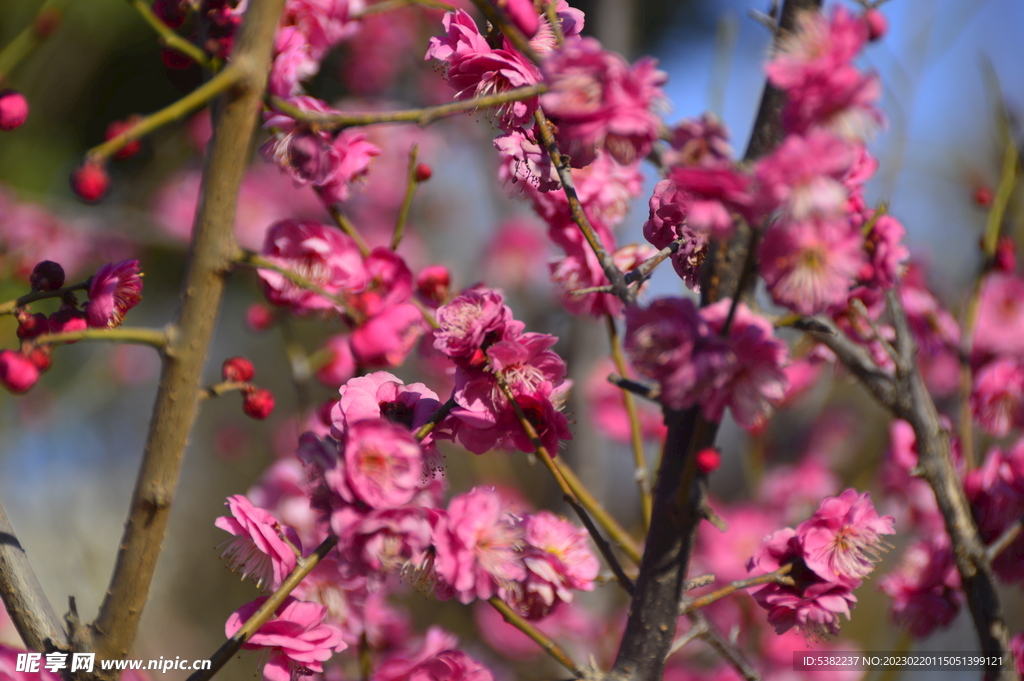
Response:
688,611,761,681
81,0,288,668
0,281,89,316
0,498,68,653
609,2,821,679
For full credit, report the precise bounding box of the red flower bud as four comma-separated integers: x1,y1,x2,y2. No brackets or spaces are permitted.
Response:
0,90,29,131
71,162,110,203
974,186,994,208
48,305,88,342
414,163,433,182
416,265,451,307
161,48,193,70
17,313,50,341
864,9,887,41
243,388,275,420
105,117,143,160
222,356,255,383
995,236,1017,273
26,347,51,373
0,350,40,393
246,303,274,332
695,447,721,474
30,260,65,291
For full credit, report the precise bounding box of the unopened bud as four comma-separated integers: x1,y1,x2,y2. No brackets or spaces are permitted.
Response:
105,117,143,160
30,260,65,291
0,350,40,394
414,163,433,182
26,347,52,373
71,162,110,203
695,447,721,474
864,9,887,41
995,236,1017,273
974,186,994,208
246,303,274,332
243,388,275,420
161,48,193,70
48,305,87,341
0,90,29,131
17,313,50,341
416,265,450,307
222,356,255,383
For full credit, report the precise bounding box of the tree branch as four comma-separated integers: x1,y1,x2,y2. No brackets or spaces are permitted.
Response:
0,498,68,653
81,0,288,667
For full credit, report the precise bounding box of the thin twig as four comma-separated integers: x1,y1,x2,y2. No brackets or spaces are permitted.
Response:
197,381,251,401
270,84,546,130
34,326,170,349
124,0,213,69
690,611,761,681
486,597,580,675
0,0,69,84
0,281,90,316
414,397,456,441
607,374,660,402
679,564,794,615
986,518,1022,563
563,494,634,596
87,64,243,162
391,144,419,251
606,315,652,530
187,536,339,681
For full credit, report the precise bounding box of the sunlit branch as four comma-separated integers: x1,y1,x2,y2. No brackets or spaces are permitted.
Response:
486,597,580,675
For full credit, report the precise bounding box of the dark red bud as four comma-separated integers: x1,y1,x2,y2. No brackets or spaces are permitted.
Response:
695,447,721,474
30,260,65,291
414,163,433,182
222,356,255,383
243,388,275,420
71,162,110,203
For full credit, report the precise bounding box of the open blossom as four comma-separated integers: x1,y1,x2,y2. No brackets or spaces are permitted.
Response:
759,218,866,315
351,303,425,369
258,219,367,312
434,289,520,367
345,507,434,583
373,627,494,681
665,112,733,167
879,534,961,638
766,6,884,139
347,248,414,318
226,596,346,681
700,299,789,430
624,297,731,412
432,487,526,603
755,131,854,220
342,419,425,509
541,37,667,167
973,272,1024,359
795,489,895,586
963,442,1024,583
503,511,598,619
85,259,143,328
332,371,442,438
425,10,541,129
971,358,1024,437
860,214,908,288
215,495,300,591
747,527,857,638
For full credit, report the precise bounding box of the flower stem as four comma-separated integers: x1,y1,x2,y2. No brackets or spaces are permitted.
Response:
123,0,213,70
0,281,89,316
391,144,419,251
678,564,793,615
34,326,170,349
487,597,580,675
0,0,69,85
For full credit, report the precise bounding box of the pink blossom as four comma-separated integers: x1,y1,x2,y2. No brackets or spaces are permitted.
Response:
665,112,733,167
425,10,541,129
502,511,598,619
85,259,143,328
317,130,383,204
878,534,961,638
528,0,585,56
432,486,526,603
860,214,908,288
345,507,434,583
700,299,790,430
624,297,731,412
348,248,414,318
495,128,560,194
971,358,1024,437
434,288,520,368
269,27,320,98
747,528,857,638
642,178,710,289
0,350,39,394
351,303,425,369
331,371,443,441
248,457,323,549
658,165,755,240
501,0,540,38
759,218,865,315
258,219,368,312
549,231,621,318
973,272,1024,359
373,627,494,681
283,0,362,56
341,419,425,509
796,489,895,586
964,442,1024,583
754,131,854,220
225,596,347,681
766,6,883,139
215,495,300,591
898,265,961,396
315,334,356,387
541,37,667,167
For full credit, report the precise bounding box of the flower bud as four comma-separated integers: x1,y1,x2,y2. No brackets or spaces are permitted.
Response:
30,260,65,291
16,313,50,341
416,265,450,307
26,347,51,373
974,186,994,208
0,350,40,393
243,388,275,420
105,117,143,160
695,447,721,474
48,305,88,341
995,236,1017,273
0,90,29,131
222,356,255,383
414,163,433,182
71,162,110,203
864,9,887,42
246,303,274,332
161,48,193,70
152,0,185,28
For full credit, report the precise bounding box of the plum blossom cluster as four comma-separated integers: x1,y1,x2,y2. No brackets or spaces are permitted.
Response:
624,297,789,431
0,258,143,394
746,489,895,638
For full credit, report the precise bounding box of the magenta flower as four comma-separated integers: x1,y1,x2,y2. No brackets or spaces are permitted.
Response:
341,419,425,510
345,507,434,584
700,299,790,430
225,596,346,681
754,131,854,220
971,358,1024,437
333,371,442,435
347,248,414,318
350,303,425,369
973,272,1024,359
85,259,143,328
503,511,598,619
258,220,367,312
434,288,521,368
432,486,526,604
541,37,667,167
665,112,733,167
425,10,541,129
964,442,1024,583
373,627,494,681
315,334,356,387
861,214,908,289
215,495,300,591
759,218,866,315
796,489,895,586
879,534,961,638
0,350,39,394
624,297,731,412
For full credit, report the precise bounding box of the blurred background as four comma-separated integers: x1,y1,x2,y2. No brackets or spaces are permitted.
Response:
1,0,1023,679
